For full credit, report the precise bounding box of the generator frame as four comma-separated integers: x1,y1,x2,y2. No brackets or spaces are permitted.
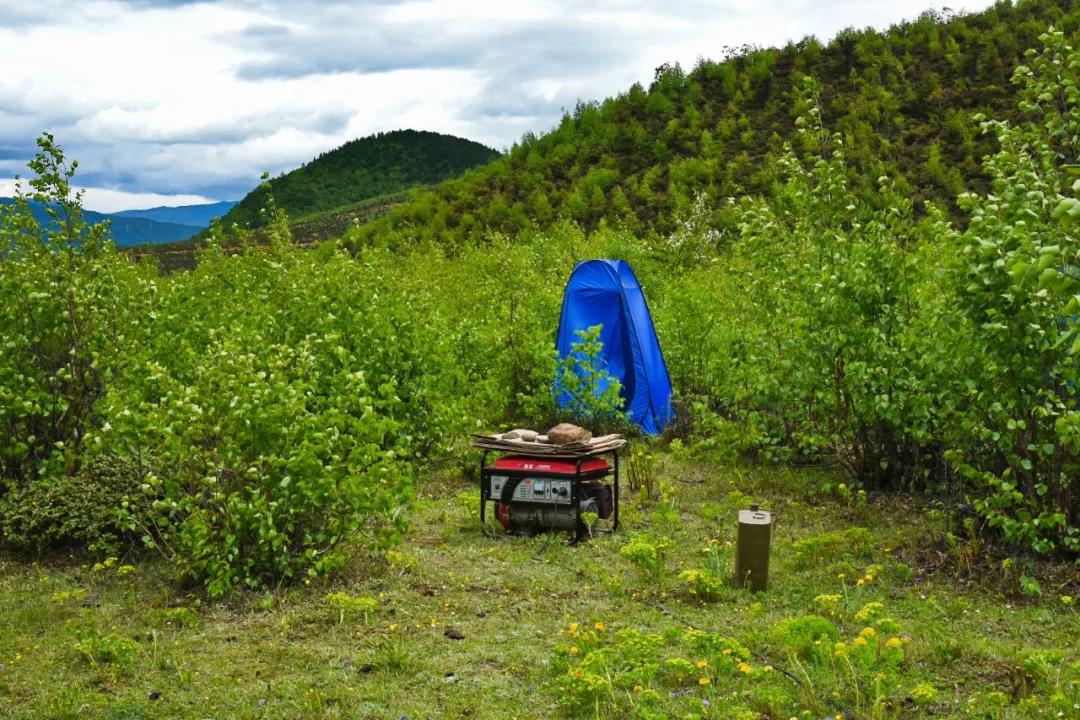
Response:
478,449,620,541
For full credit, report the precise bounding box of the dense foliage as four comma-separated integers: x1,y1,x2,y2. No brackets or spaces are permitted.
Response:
670,54,1080,553
2,10,1078,599
352,0,1079,252
1,169,460,594
219,129,499,230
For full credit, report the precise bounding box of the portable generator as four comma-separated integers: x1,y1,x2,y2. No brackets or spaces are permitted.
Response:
479,453,620,539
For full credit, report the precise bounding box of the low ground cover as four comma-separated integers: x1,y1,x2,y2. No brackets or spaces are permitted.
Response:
1,458,1074,719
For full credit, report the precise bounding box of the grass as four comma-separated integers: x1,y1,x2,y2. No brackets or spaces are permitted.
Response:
0,454,1076,719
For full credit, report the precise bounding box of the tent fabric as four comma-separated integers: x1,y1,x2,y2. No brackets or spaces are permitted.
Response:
556,259,674,435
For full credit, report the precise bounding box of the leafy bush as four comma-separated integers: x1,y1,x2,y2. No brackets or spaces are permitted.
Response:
0,135,151,553
554,324,629,431
943,29,1080,554
113,311,414,596
0,454,138,554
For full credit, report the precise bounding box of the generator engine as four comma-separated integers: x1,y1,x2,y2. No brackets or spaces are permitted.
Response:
483,456,615,536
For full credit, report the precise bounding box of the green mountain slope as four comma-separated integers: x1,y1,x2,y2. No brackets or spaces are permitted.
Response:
351,0,1078,250
219,129,500,231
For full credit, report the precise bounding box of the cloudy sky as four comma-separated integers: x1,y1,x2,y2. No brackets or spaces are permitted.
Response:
1,0,993,212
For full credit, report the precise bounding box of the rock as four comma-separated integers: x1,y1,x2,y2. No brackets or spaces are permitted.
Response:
444,627,465,640
502,428,538,442
547,423,592,445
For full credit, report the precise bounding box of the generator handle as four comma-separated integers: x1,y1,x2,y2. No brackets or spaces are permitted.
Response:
612,448,620,532
574,456,585,542
478,449,491,529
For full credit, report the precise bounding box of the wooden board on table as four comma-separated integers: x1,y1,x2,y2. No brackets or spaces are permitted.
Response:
470,433,625,457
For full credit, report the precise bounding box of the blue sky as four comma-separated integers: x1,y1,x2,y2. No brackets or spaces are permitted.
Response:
0,0,992,212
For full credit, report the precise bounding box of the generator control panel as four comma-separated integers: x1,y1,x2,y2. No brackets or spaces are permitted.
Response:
489,475,573,504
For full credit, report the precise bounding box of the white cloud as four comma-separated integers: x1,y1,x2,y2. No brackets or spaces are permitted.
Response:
0,0,995,212
0,177,215,214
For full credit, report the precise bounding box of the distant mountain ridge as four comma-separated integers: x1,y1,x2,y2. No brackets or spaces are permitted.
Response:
0,198,235,247
218,129,500,231
112,201,236,228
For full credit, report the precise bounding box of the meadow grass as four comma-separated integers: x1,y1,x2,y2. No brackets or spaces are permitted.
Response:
0,457,1075,719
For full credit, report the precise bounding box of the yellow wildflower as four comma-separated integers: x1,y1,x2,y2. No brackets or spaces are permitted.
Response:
738,662,752,673
568,622,579,636
860,626,877,637
634,685,644,693
763,665,774,672
865,574,875,583
833,642,847,657
722,648,732,655
885,637,903,649
696,659,708,668
594,621,605,631
854,636,868,647
699,677,711,685
569,646,579,655
856,578,865,586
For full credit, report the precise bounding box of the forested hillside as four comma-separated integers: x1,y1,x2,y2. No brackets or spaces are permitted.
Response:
219,129,499,230
352,0,1079,250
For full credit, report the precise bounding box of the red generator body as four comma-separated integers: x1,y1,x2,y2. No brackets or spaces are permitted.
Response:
479,453,620,539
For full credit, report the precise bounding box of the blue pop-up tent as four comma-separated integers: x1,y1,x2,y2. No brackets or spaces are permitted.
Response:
556,259,674,435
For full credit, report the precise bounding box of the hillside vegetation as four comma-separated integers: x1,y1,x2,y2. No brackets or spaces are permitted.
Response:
219,129,500,230
352,0,1078,251
0,6,1078,719
139,130,499,269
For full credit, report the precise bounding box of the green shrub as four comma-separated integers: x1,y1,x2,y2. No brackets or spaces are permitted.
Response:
554,324,629,432
0,454,138,554
943,30,1080,555
0,135,152,553
114,327,414,597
